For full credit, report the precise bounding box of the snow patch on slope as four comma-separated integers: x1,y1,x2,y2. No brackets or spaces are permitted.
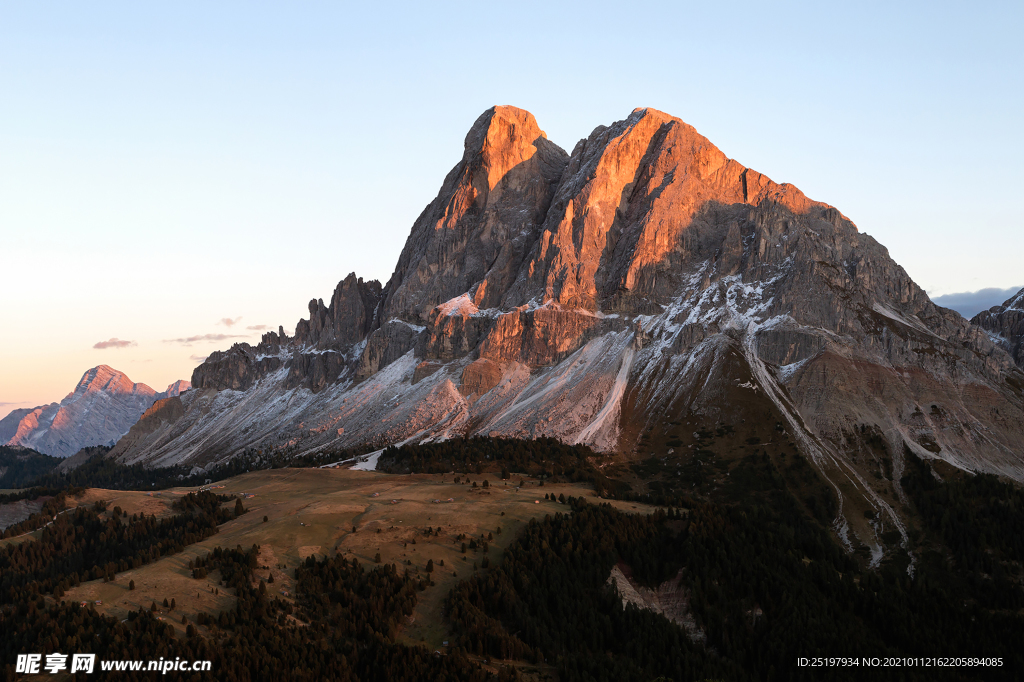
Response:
575,345,635,448
871,302,937,337
437,293,479,317
351,450,383,471
1006,288,1024,311
743,322,910,571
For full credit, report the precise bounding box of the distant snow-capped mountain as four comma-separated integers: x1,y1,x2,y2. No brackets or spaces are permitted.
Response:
0,365,190,457
972,287,1024,369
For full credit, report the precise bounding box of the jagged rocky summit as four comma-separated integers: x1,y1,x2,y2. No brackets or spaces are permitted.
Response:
112,106,1024,555
972,287,1024,369
0,366,190,458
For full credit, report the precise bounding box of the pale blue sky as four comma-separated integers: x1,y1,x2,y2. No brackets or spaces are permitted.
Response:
1,1,1021,408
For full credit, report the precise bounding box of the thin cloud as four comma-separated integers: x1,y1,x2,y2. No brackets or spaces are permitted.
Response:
0,401,37,422
932,286,1023,319
219,316,243,327
246,324,269,331
1,403,35,421
93,338,137,349
163,333,248,347
189,354,209,363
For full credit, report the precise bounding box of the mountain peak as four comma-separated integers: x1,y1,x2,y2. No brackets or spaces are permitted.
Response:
501,105,837,309
164,380,192,397
74,365,155,398
0,366,190,457
376,106,569,322
121,106,1024,561
1007,287,1024,311
972,286,1024,367
463,105,560,191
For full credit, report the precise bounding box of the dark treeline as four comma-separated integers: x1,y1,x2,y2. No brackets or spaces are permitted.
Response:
0,487,84,539
3,437,1023,680
378,436,597,479
0,491,238,603
903,454,1024,567
902,452,1024,610
16,444,364,497
172,490,240,521
0,468,493,681
189,545,257,585
1,484,236,542
1,599,215,682
0,485,76,507
2,544,498,682
182,547,496,681
377,436,630,497
294,551,416,639
0,446,62,489
12,436,613,506
446,500,738,681
27,446,198,491
446,454,1024,681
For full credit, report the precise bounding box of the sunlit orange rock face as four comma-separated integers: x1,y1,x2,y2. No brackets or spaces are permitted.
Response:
372,107,845,374
381,106,569,320
0,366,190,458
114,106,1024,556
517,108,822,309
5,406,51,446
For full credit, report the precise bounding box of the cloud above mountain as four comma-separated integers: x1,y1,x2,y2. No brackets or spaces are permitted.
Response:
164,333,247,347
246,324,269,331
219,316,243,327
931,286,1023,318
93,338,136,349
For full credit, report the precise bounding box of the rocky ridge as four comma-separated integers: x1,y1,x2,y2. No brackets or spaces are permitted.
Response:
972,287,1024,369
109,106,1024,560
0,366,190,458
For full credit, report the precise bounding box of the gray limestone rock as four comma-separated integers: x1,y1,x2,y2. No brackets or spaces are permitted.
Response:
2,367,189,458
109,106,1024,559
972,288,1024,369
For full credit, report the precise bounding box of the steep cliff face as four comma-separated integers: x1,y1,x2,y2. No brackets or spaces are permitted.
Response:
110,106,1024,560
357,107,569,378
0,405,59,448
972,288,1024,369
382,106,568,319
506,108,822,310
1,367,190,458
191,275,382,393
